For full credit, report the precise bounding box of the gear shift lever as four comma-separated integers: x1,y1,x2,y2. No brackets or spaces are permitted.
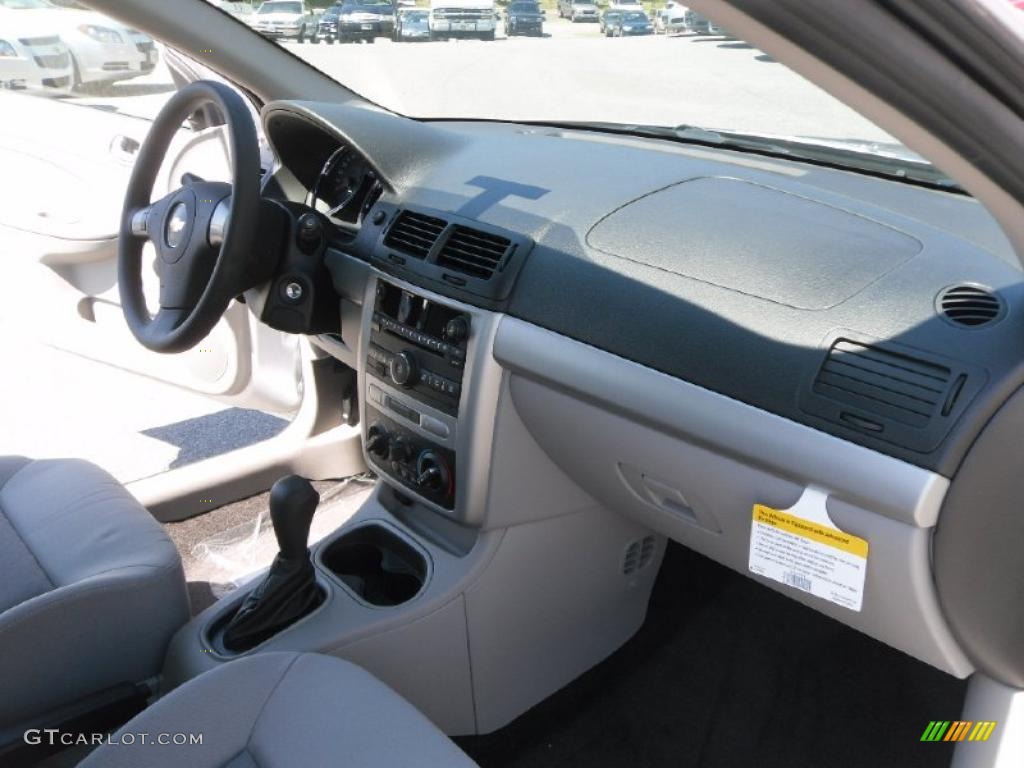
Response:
270,474,320,559
221,475,323,652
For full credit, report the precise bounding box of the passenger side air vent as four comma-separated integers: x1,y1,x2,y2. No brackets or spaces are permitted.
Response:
383,210,447,260
813,340,952,429
436,225,512,280
801,336,984,452
622,536,657,576
938,284,1004,328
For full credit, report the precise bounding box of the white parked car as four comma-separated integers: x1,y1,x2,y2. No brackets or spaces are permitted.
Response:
250,0,317,41
0,11,71,93
609,0,644,11
0,0,158,90
654,1,687,34
429,0,497,41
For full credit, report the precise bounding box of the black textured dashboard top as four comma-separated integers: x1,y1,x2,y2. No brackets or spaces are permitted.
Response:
264,104,1024,476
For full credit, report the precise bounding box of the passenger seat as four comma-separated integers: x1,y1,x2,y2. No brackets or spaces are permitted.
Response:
80,652,479,767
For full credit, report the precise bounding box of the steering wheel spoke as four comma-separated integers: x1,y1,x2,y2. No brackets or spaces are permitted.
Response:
129,206,152,238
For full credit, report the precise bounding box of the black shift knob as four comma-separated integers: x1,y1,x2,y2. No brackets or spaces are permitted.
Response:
269,475,320,560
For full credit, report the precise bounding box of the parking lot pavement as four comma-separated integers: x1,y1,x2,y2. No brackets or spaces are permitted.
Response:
59,19,891,144
286,18,893,143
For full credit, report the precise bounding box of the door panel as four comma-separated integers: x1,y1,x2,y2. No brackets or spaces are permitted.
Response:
0,80,299,415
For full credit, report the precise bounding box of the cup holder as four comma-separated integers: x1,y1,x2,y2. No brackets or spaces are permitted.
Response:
320,524,427,606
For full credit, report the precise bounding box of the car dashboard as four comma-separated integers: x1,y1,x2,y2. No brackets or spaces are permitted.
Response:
259,98,1024,691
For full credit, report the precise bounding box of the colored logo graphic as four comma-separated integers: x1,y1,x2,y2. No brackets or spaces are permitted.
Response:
920,721,997,742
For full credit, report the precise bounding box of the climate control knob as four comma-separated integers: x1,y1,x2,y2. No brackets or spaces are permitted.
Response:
444,316,469,344
366,423,390,460
390,436,415,465
388,351,418,388
416,449,451,495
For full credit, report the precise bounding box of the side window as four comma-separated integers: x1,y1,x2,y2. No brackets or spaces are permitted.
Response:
0,0,293,484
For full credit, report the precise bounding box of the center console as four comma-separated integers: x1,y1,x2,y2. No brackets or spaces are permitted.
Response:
363,279,471,511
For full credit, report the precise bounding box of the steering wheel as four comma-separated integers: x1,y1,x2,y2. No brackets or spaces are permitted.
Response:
118,81,262,353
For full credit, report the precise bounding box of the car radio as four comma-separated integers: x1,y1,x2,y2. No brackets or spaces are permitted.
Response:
364,279,469,510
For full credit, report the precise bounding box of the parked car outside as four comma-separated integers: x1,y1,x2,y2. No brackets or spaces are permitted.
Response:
364,1,397,37
315,3,343,41
609,0,643,10
0,9,72,93
612,9,653,36
682,8,710,34
429,0,497,41
325,2,382,43
1,0,157,90
599,9,621,36
250,0,316,41
654,1,687,34
558,0,598,23
393,7,429,40
504,0,544,37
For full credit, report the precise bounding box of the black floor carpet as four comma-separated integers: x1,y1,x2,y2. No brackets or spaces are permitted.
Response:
457,543,965,768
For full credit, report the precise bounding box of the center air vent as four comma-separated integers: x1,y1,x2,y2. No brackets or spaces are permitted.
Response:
383,210,447,260
938,284,1004,328
813,340,953,428
373,203,533,302
436,225,512,280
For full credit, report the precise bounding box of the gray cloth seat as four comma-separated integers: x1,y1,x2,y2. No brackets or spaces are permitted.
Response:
0,456,189,732
80,651,479,767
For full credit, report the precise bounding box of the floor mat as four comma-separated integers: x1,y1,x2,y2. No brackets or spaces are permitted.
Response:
457,542,965,768
164,475,375,614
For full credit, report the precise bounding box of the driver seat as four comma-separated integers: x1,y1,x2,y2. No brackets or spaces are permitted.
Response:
0,456,189,737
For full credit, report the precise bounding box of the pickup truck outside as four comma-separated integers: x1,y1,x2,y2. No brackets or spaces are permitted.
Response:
429,0,497,41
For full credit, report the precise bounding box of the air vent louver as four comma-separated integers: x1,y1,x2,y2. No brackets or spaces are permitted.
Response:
813,340,952,428
939,285,1003,328
436,225,512,280
383,210,447,260
622,536,657,576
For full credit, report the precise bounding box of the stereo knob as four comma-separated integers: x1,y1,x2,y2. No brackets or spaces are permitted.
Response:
444,316,469,344
388,351,417,388
416,449,451,494
366,423,390,460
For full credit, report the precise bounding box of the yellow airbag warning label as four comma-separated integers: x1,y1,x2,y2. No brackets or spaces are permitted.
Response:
749,497,869,612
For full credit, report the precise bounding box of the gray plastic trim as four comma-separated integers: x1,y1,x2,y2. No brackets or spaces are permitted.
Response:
952,675,1024,768
494,316,948,528
494,316,973,676
352,265,506,527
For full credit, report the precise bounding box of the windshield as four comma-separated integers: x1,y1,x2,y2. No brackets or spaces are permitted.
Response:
0,0,53,8
171,0,1007,186
404,9,427,18
257,1,301,13
510,3,539,11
